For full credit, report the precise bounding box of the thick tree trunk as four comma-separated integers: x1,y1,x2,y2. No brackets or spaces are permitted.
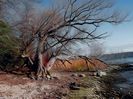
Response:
37,54,56,79
36,48,56,79
31,35,56,80
35,41,44,79
44,57,56,79
36,53,45,79
46,57,56,71
35,36,48,80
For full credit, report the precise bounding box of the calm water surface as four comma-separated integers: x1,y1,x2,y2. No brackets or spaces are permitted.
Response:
105,57,133,92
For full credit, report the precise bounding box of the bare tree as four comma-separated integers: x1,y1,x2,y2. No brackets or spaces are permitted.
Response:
13,0,127,79
89,41,105,57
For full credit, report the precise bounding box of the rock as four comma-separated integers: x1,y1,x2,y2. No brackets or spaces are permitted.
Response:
122,94,133,99
22,77,29,80
62,93,67,96
71,73,78,77
69,82,80,90
83,96,87,99
29,76,36,80
46,75,52,80
52,76,59,80
93,72,97,76
78,74,86,77
56,96,61,99
97,70,107,77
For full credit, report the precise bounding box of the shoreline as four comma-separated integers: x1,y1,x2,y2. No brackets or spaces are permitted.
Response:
100,64,133,98
0,64,133,98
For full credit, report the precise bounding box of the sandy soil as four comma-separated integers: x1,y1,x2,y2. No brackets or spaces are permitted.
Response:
0,71,103,99
1,65,133,99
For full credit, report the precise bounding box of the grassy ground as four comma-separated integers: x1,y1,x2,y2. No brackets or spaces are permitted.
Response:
67,76,102,99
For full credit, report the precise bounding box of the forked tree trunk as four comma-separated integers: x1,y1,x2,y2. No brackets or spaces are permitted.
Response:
44,57,56,79
33,35,56,80
36,42,44,79
36,50,56,79
35,36,48,79
37,53,44,77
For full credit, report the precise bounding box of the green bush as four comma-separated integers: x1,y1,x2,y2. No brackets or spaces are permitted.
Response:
0,20,21,71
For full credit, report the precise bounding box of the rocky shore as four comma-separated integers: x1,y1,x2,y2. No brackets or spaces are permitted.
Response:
0,72,103,99
100,64,133,99
0,64,133,99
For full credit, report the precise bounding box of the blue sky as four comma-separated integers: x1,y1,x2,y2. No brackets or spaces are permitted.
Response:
41,0,133,53
100,0,133,53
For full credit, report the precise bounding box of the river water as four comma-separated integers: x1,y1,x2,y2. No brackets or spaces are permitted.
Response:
98,56,133,98
103,57,133,93
115,66,133,93
104,57,133,65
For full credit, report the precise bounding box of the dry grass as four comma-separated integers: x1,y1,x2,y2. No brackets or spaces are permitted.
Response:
52,58,107,71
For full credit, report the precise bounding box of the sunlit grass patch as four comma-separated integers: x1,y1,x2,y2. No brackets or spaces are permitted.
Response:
68,76,101,99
